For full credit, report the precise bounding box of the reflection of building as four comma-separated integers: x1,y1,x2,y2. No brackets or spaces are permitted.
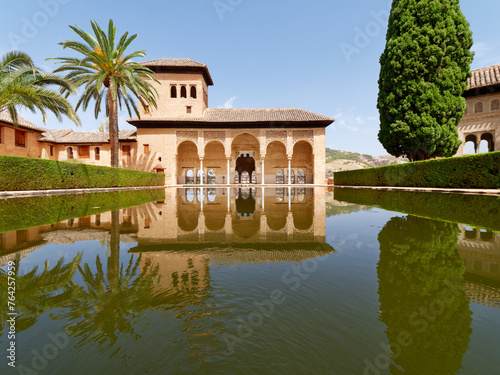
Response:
0,208,140,266
132,188,329,254
456,64,500,155
457,224,500,281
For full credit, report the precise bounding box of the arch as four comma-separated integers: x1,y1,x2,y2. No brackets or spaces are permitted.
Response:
292,189,314,230
190,86,197,99
480,133,495,152
95,147,100,161
177,141,199,184
265,141,287,184
67,147,73,159
180,86,187,98
171,86,177,98
474,102,483,113
292,141,314,184
464,134,477,154
235,154,255,183
491,99,499,111
204,141,225,184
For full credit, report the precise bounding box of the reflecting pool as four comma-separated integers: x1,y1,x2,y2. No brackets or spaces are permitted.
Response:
1,187,500,374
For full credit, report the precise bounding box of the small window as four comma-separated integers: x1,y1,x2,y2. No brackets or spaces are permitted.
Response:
50,145,54,156
156,168,165,173
190,86,197,99
79,146,90,159
144,219,150,229
276,169,284,184
15,129,26,147
95,147,100,160
122,145,131,156
474,102,483,113
144,144,150,154
67,147,74,159
171,86,177,98
180,86,187,98
492,99,500,111
186,106,192,114
95,214,101,226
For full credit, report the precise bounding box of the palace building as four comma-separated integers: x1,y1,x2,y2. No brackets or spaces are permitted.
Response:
456,64,500,155
0,58,335,185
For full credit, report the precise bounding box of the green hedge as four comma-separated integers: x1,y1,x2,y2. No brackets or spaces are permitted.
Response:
0,155,165,191
334,188,500,232
333,152,500,189
0,189,166,233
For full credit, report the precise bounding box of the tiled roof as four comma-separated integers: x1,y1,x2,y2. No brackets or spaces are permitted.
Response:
468,64,500,90
39,129,136,144
140,58,214,86
141,58,207,68
128,108,334,126
0,111,46,132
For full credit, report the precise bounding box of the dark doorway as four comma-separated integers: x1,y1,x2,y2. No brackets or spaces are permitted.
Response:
235,154,255,183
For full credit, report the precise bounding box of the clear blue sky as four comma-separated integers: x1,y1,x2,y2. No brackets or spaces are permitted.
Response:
1,0,499,156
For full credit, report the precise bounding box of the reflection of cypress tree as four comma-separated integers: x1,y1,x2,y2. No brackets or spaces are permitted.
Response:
377,216,471,374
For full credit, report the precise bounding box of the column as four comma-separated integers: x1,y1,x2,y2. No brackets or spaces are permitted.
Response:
288,158,292,185
227,157,230,185
261,158,265,185
199,157,204,184
288,186,292,211
227,187,230,211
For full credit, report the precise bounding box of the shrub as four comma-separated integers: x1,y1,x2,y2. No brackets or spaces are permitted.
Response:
0,155,165,191
333,152,500,189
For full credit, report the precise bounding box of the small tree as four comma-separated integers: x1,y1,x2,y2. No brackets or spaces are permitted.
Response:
377,0,473,161
51,20,158,168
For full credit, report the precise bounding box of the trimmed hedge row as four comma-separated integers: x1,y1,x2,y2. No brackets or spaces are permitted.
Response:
334,188,500,232
333,152,500,189
0,189,166,233
0,155,165,191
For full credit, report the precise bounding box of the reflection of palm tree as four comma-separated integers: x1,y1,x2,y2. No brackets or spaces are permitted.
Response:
377,215,471,374
0,253,82,336
57,254,179,351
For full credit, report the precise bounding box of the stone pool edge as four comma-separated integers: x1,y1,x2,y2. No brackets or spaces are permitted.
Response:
334,185,500,196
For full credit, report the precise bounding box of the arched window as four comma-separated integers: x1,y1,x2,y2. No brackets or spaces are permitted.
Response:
287,169,295,184
186,169,194,184
491,99,500,111
297,188,305,202
251,171,256,184
180,86,187,98
197,169,204,184
186,188,195,202
171,86,177,98
276,188,284,202
197,188,204,202
190,86,197,99
207,169,216,184
276,169,284,184
474,102,483,113
297,169,305,184
95,147,100,161
208,188,216,202
67,147,73,159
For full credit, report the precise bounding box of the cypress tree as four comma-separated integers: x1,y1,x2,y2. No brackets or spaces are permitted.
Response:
377,0,473,161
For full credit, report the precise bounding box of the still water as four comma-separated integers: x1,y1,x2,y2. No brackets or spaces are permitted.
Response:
1,187,499,374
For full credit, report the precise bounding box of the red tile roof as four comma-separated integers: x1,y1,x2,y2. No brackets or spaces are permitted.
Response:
0,111,46,132
140,58,214,85
468,64,500,90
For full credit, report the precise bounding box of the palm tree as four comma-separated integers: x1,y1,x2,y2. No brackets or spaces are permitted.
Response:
51,19,159,168
0,51,79,125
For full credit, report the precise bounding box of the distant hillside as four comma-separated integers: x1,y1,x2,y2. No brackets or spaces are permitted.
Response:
325,148,408,175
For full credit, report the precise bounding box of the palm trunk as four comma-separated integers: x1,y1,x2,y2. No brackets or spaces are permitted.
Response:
108,89,119,168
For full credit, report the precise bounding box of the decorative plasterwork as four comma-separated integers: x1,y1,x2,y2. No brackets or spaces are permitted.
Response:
203,131,225,144
293,130,314,145
176,131,198,145
266,130,287,146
